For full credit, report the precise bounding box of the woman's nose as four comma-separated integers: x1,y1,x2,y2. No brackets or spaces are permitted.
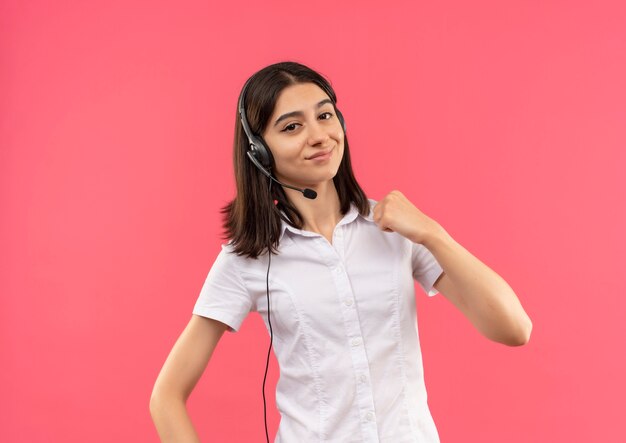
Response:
307,120,330,146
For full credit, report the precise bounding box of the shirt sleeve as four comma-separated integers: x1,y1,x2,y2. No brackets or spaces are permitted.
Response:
411,241,444,297
192,243,253,332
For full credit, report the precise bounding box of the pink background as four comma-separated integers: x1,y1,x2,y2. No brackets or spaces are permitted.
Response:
2,1,625,442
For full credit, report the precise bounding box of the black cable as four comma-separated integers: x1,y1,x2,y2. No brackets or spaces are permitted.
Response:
263,177,274,443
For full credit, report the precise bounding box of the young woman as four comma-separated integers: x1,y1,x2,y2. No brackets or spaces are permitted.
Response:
150,61,532,443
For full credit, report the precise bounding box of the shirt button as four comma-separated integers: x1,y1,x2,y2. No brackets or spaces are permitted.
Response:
366,411,375,422
350,337,362,347
344,298,353,306
359,374,367,383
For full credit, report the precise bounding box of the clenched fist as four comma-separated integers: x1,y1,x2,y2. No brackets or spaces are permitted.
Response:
372,190,445,246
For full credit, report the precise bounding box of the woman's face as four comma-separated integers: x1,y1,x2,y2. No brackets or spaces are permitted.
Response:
261,82,345,190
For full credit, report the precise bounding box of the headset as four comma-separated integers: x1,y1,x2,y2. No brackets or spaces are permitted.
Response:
237,75,346,442
237,76,346,198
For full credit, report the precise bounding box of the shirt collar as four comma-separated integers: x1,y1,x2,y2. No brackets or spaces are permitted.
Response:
278,198,376,242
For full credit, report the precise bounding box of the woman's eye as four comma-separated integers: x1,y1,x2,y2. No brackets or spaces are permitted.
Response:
282,123,299,132
281,112,333,133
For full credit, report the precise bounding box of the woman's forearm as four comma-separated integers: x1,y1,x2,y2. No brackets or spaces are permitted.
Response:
150,395,201,443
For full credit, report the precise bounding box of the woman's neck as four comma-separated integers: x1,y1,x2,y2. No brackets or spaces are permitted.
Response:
284,180,342,234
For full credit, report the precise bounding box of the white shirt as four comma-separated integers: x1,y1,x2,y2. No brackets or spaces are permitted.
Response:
193,198,444,442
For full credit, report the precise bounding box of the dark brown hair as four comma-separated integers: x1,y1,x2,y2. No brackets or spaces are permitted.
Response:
219,61,369,259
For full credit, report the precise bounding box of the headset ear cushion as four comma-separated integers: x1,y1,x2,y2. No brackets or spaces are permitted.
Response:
250,135,273,169
336,109,346,134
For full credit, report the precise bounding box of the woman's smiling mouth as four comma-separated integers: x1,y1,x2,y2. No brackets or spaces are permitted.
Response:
306,147,334,161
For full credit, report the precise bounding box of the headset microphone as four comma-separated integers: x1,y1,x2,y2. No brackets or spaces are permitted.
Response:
246,151,317,199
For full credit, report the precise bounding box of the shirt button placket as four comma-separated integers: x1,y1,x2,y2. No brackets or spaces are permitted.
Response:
325,233,379,442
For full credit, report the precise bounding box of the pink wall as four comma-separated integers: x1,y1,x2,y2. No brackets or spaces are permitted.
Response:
2,0,625,441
